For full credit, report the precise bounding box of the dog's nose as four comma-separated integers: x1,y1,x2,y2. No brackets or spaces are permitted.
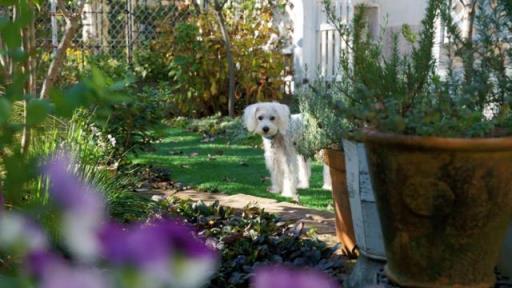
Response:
262,126,269,133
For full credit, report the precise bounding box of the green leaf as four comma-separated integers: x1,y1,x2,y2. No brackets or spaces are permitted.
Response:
27,99,51,126
3,154,37,206
16,0,34,27
8,47,28,62
401,24,417,43
0,97,11,124
5,73,26,101
50,88,82,118
0,16,10,30
0,0,16,6
1,24,21,48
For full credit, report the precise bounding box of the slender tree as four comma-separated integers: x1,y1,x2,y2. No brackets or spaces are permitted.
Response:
21,14,36,154
212,0,235,117
40,0,86,99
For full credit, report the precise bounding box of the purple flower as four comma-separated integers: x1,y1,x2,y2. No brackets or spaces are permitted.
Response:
99,218,216,268
42,153,104,215
0,213,48,252
98,221,171,267
251,265,340,288
25,249,64,277
39,264,109,288
42,152,106,261
153,218,216,258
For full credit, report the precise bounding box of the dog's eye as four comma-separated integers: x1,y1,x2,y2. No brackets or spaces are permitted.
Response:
258,116,264,121
270,116,275,121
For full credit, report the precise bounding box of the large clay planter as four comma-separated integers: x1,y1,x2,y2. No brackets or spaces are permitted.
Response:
322,148,357,256
363,131,512,288
498,224,512,278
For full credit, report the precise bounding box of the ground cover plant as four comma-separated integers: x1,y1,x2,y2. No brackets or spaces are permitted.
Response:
132,127,334,210
163,198,346,288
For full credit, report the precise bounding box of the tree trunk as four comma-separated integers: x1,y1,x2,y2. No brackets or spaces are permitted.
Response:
40,0,85,99
214,8,235,117
21,13,36,155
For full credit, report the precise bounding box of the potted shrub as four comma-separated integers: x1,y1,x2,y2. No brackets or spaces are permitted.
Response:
297,80,357,257
298,78,387,261
333,0,512,286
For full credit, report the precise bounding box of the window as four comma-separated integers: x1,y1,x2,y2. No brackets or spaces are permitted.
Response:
363,6,379,41
317,24,338,79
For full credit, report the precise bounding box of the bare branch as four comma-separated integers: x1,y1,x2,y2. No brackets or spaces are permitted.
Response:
40,0,86,99
57,0,72,18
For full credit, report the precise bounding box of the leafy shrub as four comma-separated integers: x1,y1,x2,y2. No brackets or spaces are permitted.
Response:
134,2,289,116
97,85,169,160
323,0,512,137
106,191,161,223
298,80,350,157
30,109,118,189
44,52,170,160
163,198,346,288
177,114,259,145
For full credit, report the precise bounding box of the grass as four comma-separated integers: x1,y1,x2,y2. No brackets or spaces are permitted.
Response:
131,128,334,210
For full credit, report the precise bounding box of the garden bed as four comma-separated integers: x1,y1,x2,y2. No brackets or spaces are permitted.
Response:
160,197,348,287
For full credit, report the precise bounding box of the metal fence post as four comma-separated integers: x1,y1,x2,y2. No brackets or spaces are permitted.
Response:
125,0,133,63
50,0,58,56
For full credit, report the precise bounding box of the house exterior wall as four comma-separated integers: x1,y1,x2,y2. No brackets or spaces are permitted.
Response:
288,0,319,83
289,0,436,87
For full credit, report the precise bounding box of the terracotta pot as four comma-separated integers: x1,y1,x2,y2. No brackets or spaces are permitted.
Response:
363,131,512,288
322,148,357,256
498,224,512,278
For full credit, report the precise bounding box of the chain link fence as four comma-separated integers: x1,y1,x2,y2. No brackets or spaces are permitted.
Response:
36,0,192,63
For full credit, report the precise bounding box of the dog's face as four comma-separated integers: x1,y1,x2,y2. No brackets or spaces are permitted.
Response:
243,102,290,138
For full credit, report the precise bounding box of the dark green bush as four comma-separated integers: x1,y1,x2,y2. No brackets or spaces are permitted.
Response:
97,85,169,160
163,198,346,288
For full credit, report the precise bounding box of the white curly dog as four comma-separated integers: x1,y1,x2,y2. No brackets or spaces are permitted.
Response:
244,102,326,201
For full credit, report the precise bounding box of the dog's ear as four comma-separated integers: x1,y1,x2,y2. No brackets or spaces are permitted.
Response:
243,104,258,133
275,103,290,134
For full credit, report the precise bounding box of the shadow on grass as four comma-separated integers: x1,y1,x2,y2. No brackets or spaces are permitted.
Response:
132,128,334,210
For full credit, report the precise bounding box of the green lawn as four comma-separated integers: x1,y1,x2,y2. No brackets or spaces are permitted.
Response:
132,128,334,210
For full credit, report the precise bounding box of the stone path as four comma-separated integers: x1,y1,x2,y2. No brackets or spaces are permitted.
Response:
163,189,340,247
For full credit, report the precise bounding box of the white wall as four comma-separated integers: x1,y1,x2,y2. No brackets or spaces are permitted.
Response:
354,0,427,27
289,0,319,83
289,0,440,86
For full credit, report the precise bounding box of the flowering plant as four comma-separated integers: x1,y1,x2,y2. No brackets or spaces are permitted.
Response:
0,153,218,288
0,152,341,288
